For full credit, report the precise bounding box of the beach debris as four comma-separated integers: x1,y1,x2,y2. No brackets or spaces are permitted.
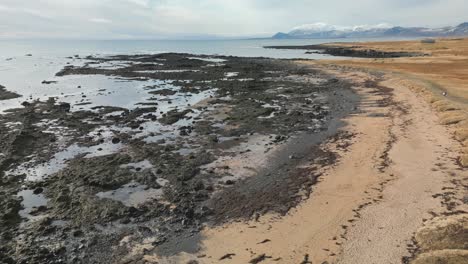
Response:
254,213,261,222
300,254,312,264
219,253,236,260
249,254,271,264
257,239,271,244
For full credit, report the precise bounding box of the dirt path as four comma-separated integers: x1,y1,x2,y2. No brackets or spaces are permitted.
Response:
146,64,465,264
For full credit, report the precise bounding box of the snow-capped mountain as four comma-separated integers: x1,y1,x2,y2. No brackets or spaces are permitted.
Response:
288,23,392,35
272,22,468,39
453,22,468,35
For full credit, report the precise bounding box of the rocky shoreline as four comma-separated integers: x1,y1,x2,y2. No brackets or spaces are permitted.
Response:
264,44,427,58
0,53,359,263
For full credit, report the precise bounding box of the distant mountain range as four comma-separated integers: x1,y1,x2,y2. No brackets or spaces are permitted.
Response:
272,22,468,39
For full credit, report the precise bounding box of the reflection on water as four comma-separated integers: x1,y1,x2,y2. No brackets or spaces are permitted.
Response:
96,182,165,207
1,55,218,182
7,142,124,182
120,160,153,172
17,189,48,220
0,55,216,115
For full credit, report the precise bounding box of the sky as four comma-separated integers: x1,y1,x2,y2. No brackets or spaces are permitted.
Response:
0,0,467,39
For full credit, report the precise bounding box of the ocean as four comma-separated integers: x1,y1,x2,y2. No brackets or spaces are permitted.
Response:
0,38,406,59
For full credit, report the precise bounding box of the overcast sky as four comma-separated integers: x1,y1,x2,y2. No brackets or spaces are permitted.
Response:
0,0,467,39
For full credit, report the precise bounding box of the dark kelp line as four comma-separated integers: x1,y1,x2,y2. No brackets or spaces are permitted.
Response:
264,44,427,58
0,53,359,263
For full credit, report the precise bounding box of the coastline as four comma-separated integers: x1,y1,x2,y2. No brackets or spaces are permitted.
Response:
0,38,466,263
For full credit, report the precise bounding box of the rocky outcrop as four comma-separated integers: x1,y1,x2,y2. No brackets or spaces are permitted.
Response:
264,44,427,58
0,85,20,100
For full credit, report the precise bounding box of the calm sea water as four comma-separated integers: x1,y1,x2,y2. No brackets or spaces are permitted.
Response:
0,38,407,59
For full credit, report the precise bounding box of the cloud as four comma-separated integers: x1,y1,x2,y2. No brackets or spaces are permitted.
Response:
0,0,466,39
0,5,13,11
125,0,150,7
90,18,112,24
22,8,53,19
0,4,52,19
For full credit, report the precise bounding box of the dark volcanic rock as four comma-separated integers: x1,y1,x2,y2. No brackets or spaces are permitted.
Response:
149,88,178,96
0,85,21,100
159,109,194,125
41,80,58,84
33,187,44,195
58,102,71,112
